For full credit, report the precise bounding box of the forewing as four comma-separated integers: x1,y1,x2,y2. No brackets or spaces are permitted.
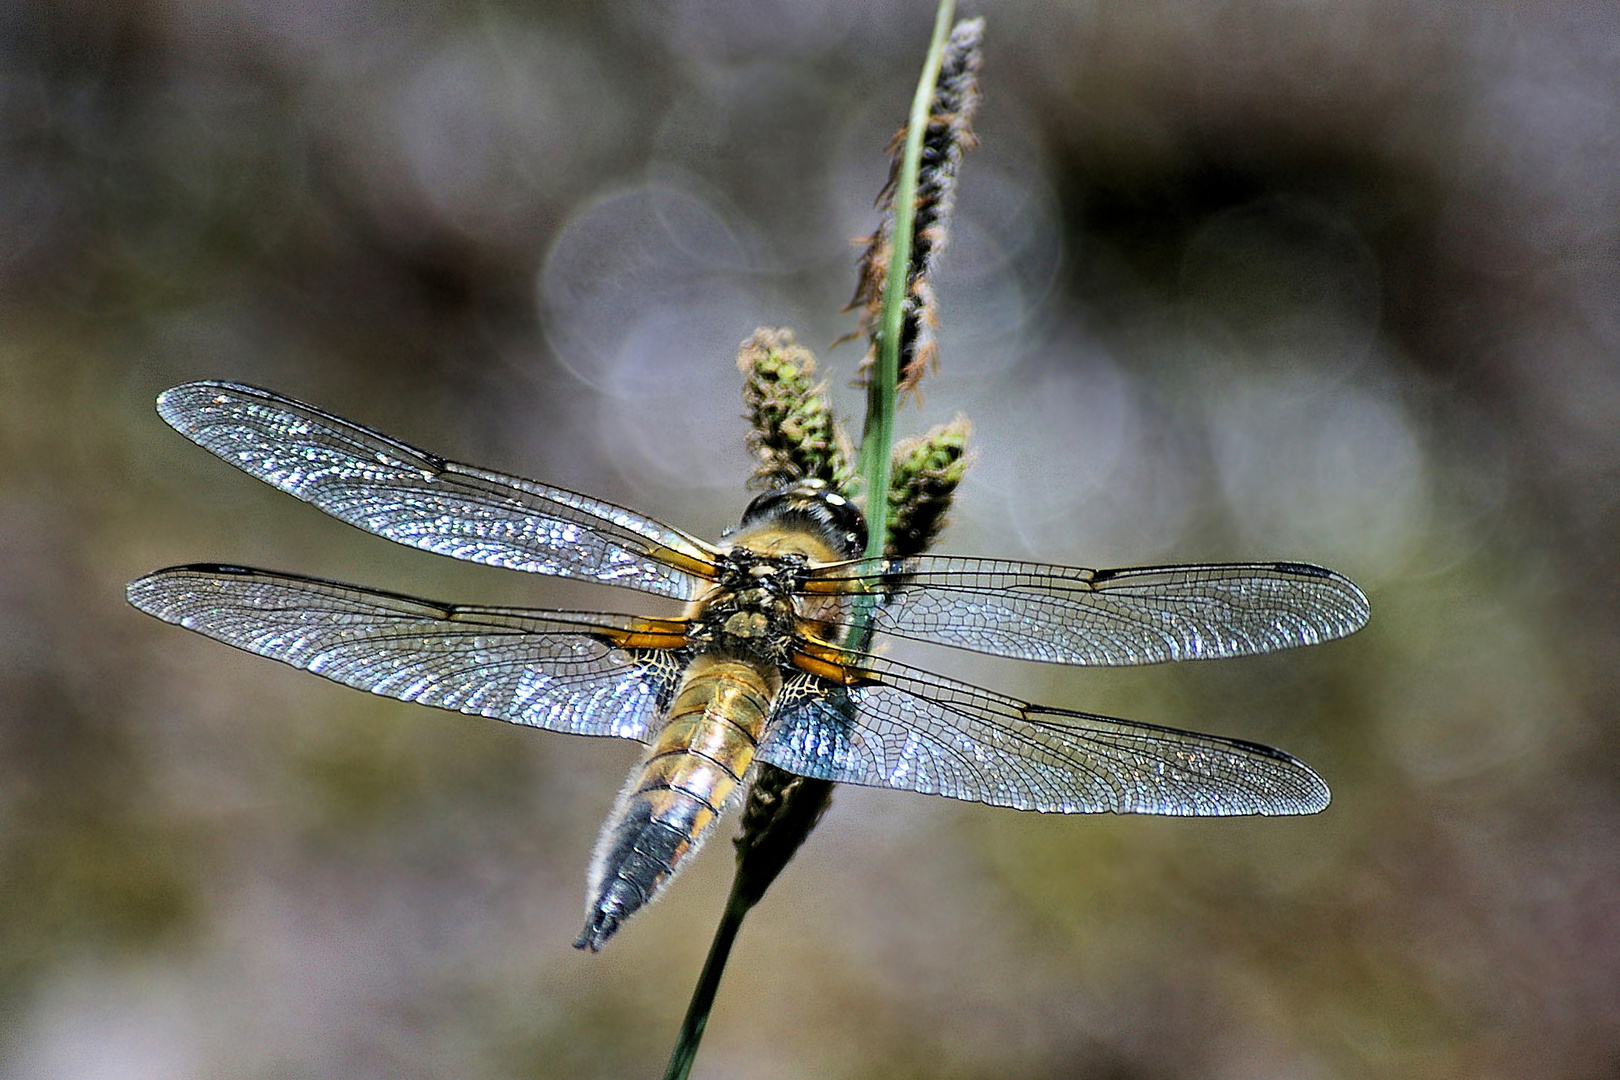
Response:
127,565,684,740
156,381,719,601
759,655,1328,815
808,557,1369,666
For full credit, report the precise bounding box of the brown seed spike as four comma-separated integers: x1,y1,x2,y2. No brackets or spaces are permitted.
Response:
731,769,834,907
847,18,983,400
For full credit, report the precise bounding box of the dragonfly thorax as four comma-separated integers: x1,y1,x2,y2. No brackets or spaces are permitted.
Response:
685,549,805,662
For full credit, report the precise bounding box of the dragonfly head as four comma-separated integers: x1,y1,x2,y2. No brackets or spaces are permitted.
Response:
736,480,867,562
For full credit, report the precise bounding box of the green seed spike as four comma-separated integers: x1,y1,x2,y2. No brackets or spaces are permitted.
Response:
736,328,854,492
887,415,972,559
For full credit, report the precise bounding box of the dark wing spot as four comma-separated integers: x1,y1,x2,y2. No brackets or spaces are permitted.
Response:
1272,561,1334,579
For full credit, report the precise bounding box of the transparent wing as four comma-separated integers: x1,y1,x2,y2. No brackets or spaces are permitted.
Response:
156,381,720,601
127,564,686,740
758,655,1328,815
807,557,1369,666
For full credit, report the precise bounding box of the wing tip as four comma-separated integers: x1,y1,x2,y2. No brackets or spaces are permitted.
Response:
126,570,185,623
155,379,256,423
1264,765,1332,816
128,564,274,622
1272,560,1372,634
1222,735,1332,815
125,574,157,613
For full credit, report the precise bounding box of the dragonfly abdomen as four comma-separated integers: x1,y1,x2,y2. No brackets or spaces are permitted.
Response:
575,653,778,951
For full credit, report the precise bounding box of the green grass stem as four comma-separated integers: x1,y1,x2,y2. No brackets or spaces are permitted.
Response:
856,0,958,560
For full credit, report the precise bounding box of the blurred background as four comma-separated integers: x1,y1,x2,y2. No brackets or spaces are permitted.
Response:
2,1,1617,1076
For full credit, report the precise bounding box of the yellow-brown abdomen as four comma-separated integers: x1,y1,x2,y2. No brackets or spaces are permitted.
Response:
575,654,778,951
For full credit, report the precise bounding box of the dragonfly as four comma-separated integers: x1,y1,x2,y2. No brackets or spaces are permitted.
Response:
127,381,1369,950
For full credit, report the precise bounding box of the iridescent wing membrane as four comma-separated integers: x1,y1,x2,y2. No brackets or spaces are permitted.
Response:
763,658,1329,814
803,556,1370,666
128,565,689,740
150,381,719,600
130,381,1366,816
